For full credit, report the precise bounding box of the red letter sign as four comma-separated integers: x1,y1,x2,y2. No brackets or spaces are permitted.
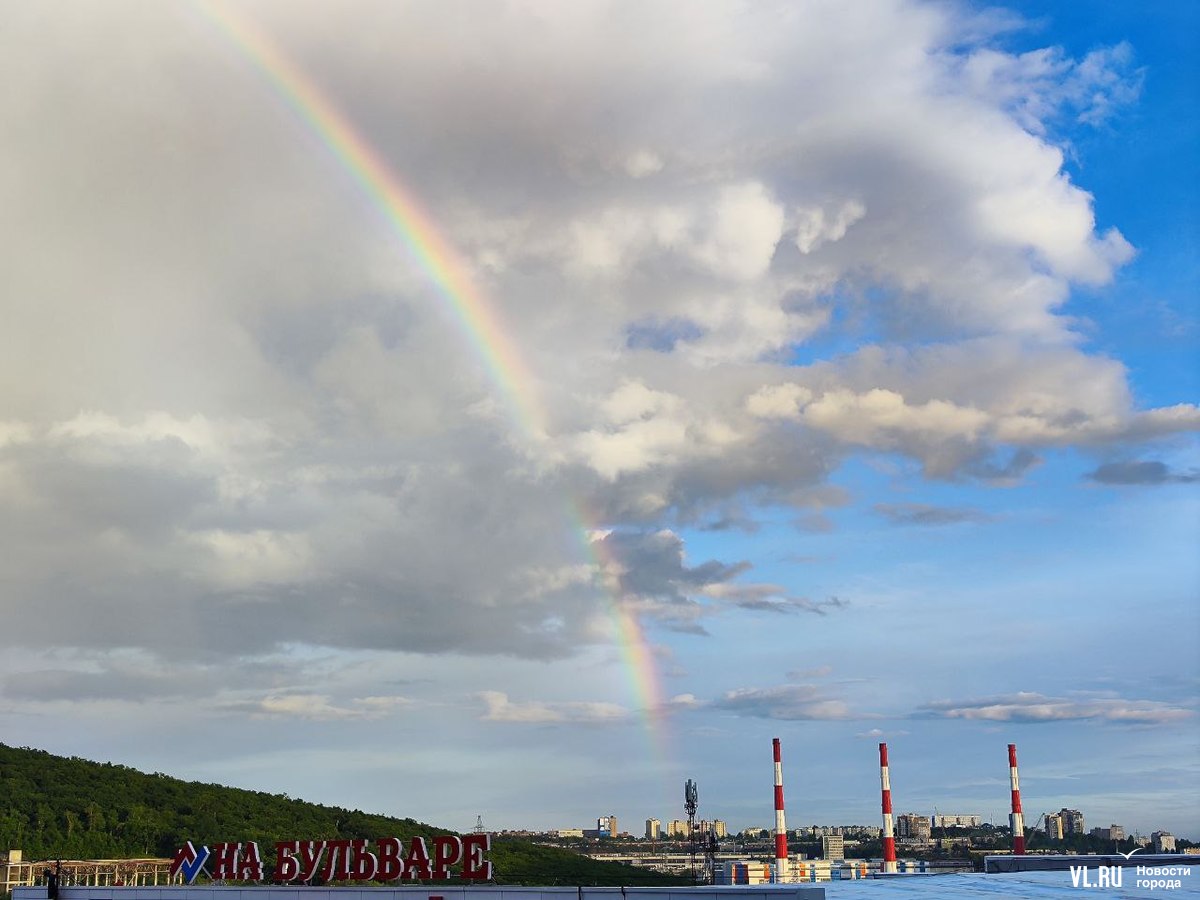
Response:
461,834,493,881
403,837,432,880
377,837,404,881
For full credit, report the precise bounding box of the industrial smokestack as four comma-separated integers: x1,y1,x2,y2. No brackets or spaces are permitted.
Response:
772,738,789,882
879,743,898,874
1008,743,1026,855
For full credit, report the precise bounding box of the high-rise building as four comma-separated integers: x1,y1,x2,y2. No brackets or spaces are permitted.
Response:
645,818,661,840
1045,813,1064,840
1152,832,1176,853
667,819,688,838
821,834,845,859
597,816,616,837
1059,809,1085,835
713,820,728,838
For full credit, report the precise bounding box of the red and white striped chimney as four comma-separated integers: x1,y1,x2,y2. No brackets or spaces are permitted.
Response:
772,738,789,881
1008,743,1026,855
879,743,898,874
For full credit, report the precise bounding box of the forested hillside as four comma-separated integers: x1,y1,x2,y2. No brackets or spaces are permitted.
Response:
0,744,683,886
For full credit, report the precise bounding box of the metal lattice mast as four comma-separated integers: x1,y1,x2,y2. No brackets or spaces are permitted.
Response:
685,779,698,883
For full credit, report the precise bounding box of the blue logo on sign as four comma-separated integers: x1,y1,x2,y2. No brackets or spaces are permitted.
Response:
170,842,210,884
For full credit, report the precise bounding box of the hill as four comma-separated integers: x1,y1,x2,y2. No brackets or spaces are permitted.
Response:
0,744,684,886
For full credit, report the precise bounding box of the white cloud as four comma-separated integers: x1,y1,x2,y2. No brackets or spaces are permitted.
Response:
237,693,410,721
712,684,858,721
920,692,1194,726
691,182,786,281
477,691,628,724
623,149,664,178
794,199,866,254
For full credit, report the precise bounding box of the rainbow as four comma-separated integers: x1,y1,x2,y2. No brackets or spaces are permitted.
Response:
193,1,669,748
567,498,667,720
192,0,544,439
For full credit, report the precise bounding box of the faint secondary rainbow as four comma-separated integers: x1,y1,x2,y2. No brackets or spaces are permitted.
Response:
194,1,670,749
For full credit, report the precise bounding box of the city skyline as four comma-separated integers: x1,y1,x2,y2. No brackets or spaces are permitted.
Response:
0,0,1196,844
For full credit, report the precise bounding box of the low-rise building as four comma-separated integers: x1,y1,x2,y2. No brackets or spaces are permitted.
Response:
1045,813,1064,840
714,860,773,885
932,815,981,829
1059,809,1086,835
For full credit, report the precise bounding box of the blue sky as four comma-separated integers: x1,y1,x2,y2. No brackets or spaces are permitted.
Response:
0,0,1196,845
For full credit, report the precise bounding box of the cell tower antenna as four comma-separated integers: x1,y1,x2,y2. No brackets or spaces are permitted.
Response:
474,815,486,834
684,779,699,883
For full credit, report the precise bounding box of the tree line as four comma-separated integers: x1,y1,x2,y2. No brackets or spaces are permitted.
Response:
0,744,683,887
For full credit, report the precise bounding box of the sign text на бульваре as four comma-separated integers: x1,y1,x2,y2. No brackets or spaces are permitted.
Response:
169,835,493,884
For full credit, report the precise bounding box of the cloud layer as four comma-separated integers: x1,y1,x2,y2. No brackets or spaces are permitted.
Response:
0,0,1191,672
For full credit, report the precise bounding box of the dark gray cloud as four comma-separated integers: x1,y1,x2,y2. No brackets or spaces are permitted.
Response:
711,684,856,721
0,654,311,704
598,529,749,600
966,448,1041,482
874,502,991,526
624,317,705,352
697,585,845,615
2,667,196,703
1087,460,1199,485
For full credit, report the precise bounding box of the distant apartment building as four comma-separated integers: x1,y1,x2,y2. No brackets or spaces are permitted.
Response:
1152,832,1177,853
896,813,932,841
801,825,843,837
1090,825,1125,842
667,819,688,838
645,818,661,840
1045,813,1064,840
695,819,726,839
932,814,981,828
820,834,845,860
1059,809,1085,835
